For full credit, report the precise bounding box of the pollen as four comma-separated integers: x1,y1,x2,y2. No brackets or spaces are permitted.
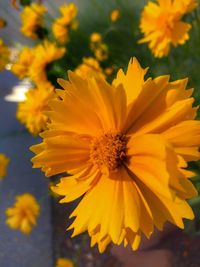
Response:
90,133,127,171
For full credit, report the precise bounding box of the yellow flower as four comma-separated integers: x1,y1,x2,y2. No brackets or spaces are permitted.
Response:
90,32,102,43
0,17,6,28
16,82,55,135
31,58,200,253
59,3,78,26
94,44,108,62
90,33,108,62
6,193,40,234
11,47,35,79
20,3,47,39
139,0,198,58
55,258,74,267
0,153,9,179
0,39,10,71
52,20,69,45
29,41,66,84
75,57,105,79
110,9,120,22
52,3,78,44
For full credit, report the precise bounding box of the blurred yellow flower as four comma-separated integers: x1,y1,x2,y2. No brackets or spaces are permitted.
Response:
0,39,10,71
105,67,114,76
94,44,108,62
0,153,9,179
11,47,35,79
20,3,47,39
55,258,74,267
29,41,66,84
0,17,6,28
90,33,108,62
31,57,200,253
52,21,69,45
75,57,105,79
110,9,120,22
52,3,78,44
90,32,102,43
16,82,54,135
139,0,198,58
6,193,40,234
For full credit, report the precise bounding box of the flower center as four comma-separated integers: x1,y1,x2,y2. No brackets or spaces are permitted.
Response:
90,133,127,171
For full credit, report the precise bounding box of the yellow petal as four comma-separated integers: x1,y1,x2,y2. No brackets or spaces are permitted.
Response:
113,57,148,105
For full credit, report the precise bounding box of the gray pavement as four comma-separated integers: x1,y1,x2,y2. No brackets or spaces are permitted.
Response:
0,71,53,267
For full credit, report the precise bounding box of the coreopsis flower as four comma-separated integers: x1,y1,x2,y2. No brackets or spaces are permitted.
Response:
52,3,78,44
6,193,40,234
0,153,9,179
0,39,10,71
55,258,74,267
75,57,105,79
17,82,55,135
31,58,200,253
11,47,35,79
29,41,66,84
139,0,198,58
110,9,120,22
20,3,47,39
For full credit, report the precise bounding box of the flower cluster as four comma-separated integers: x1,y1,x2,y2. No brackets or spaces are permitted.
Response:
90,32,108,62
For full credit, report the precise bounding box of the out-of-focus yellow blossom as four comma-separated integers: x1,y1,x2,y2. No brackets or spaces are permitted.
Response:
52,21,69,44
90,32,102,43
55,257,74,267
139,0,198,58
11,47,35,79
105,67,114,76
110,9,120,22
16,82,55,135
0,39,10,71
94,44,108,61
0,17,6,28
20,3,47,39
52,3,78,44
6,193,40,234
29,41,66,84
0,154,9,179
58,3,78,25
75,57,105,79
90,32,108,62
